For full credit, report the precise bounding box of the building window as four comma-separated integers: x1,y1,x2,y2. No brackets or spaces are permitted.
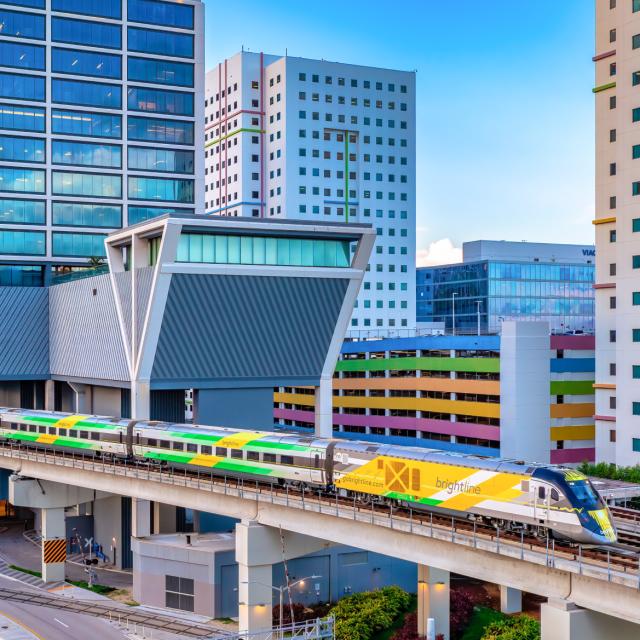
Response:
634,34,640,49
610,95,616,109
611,28,617,42
611,396,617,409
610,162,616,175
633,403,640,416
634,255,640,269
610,196,616,210
634,365,640,379
634,292,640,305
610,129,616,142
610,430,616,443
635,0,640,12
610,363,617,376
610,62,617,76
610,330,617,343
165,576,194,612
610,296,617,309
633,438,640,452
610,263,617,276
610,228,617,242
633,329,640,342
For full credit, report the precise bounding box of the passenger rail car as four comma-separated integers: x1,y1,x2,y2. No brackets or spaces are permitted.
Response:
0,409,616,545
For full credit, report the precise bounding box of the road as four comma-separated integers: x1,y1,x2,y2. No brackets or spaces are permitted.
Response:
0,576,129,640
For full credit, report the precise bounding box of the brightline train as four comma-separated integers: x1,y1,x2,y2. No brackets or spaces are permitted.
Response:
0,408,617,545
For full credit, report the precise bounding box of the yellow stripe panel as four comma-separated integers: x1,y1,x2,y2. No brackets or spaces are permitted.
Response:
439,474,523,511
550,425,595,441
55,415,88,430
592,217,616,225
274,392,315,406
189,454,223,467
593,383,616,390
36,434,57,444
215,431,266,449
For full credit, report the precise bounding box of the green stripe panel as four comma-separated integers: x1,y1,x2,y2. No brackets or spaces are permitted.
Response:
5,433,95,449
73,421,120,430
5,432,39,442
205,127,264,148
22,416,59,425
592,82,616,93
214,460,273,475
244,441,309,452
169,432,223,443
550,380,595,395
336,357,500,374
144,451,194,464
418,497,444,506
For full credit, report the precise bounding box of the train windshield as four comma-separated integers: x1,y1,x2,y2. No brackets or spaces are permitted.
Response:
567,480,603,510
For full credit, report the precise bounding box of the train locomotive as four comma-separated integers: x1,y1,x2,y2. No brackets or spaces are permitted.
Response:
0,408,616,545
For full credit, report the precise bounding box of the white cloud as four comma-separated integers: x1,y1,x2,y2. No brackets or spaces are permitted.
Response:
416,238,462,267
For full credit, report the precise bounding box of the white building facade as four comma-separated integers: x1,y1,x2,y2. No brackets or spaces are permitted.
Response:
0,0,204,283
204,51,416,331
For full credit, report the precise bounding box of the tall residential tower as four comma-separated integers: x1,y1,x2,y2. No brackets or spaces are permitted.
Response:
594,0,640,464
205,51,416,331
0,0,204,284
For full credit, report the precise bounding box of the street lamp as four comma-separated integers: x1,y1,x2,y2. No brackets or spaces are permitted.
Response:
475,300,482,336
451,292,458,336
242,574,322,638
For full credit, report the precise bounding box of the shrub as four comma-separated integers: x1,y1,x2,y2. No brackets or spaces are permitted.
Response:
481,615,540,640
578,461,640,484
331,586,411,640
272,603,309,626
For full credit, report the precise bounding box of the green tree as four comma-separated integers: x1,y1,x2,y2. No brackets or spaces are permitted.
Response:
481,615,540,640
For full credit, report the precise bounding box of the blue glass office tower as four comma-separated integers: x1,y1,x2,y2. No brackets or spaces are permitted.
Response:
0,0,204,285
416,240,595,334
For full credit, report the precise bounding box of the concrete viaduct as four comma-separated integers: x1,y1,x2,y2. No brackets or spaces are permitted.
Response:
1,446,639,640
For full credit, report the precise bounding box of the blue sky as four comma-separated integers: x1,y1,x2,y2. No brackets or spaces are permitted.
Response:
205,1,595,264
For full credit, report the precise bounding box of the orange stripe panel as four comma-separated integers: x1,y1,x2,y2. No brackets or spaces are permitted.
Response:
550,425,595,441
550,403,595,419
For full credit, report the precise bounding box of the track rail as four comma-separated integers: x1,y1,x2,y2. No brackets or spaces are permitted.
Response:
1,442,640,590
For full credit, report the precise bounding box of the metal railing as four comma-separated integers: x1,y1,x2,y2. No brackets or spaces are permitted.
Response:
1,443,639,591
221,617,334,640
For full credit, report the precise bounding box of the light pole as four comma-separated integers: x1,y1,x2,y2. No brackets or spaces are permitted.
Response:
451,292,458,336
475,300,482,336
242,574,321,638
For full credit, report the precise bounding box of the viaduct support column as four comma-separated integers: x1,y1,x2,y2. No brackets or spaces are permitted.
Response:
541,599,640,640
44,380,55,411
236,520,332,636
131,380,150,421
499,585,522,614
417,565,450,640
41,507,65,583
68,382,91,414
131,498,151,538
314,375,333,438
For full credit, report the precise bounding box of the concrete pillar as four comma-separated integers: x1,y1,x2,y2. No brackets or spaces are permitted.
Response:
153,502,177,534
236,521,276,635
132,498,151,538
314,375,333,438
41,507,66,583
417,565,450,640
44,380,55,411
541,599,640,639
131,380,150,420
235,520,332,636
500,585,522,614
68,382,92,414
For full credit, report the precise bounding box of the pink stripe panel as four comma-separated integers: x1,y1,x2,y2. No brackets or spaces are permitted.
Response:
274,408,500,441
550,335,595,350
550,448,595,464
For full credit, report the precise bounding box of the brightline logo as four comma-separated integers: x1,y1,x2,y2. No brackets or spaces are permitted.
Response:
436,477,482,495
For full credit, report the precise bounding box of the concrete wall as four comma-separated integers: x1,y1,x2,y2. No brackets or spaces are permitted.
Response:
500,321,551,463
93,496,123,569
92,387,123,418
0,382,21,408
194,388,275,430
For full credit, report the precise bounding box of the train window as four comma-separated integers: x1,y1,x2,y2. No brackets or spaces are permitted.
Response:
314,454,320,468
159,440,170,449
28,425,37,433
38,426,46,434
10,423,17,429
201,445,212,455
80,431,88,439
172,442,184,451
119,432,123,443
69,429,77,437
247,451,259,461
411,468,420,491
48,427,56,435
230,449,243,459
90,432,100,441
186,443,197,453
216,447,227,457
263,453,276,463
551,488,560,502
147,438,157,447
538,486,546,500
20,424,27,431
280,455,294,465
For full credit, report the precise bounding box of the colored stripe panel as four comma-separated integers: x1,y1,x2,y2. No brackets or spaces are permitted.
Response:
592,49,616,61
336,357,500,374
340,336,501,354
332,377,500,395
550,448,595,464
550,403,595,419
550,358,595,373
550,380,595,396
273,408,501,441
549,335,595,350
592,82,616,93
592,217,616,225
550,425,595,441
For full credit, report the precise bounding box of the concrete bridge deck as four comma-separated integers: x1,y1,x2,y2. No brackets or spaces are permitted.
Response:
1,443,640,627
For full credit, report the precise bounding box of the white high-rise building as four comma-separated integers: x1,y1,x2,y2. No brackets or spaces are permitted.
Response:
204,51,416,331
